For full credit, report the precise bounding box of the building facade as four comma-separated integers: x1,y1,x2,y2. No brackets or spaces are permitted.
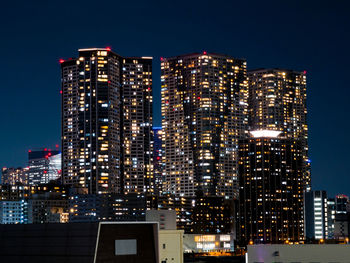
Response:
327,197,336,239
61,48,153,194
1,167,28,185
305,190,329,240
248,69,310,190
69,193,146,222
161,52,248,198
238,135,305,244
0,200,28,224
153,127,163,195
28,149,61,185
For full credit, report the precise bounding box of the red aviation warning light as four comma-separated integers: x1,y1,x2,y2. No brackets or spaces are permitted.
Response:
59,59,65,64
106,47,111,51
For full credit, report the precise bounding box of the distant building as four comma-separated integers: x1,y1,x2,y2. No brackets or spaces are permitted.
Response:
0,200,28,224
28,149,61,185
334,213,350,240
183,234,234,253
147,195,233,234
305,190,328,240
192,196,234,234
150,195,195,233
1,167,28,185
336,194,349,214
0,185,30,201
69,194,146,222
28,192,68,224
327,197,336,239
334,194,350,240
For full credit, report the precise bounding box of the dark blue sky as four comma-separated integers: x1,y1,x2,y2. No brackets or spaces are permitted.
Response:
0,0,349,196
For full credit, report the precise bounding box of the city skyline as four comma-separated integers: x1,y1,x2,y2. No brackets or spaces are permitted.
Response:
0,0,349,197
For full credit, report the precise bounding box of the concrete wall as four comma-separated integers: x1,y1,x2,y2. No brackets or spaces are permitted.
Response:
247,244,350,263
159,230,183,263
146,210,177,230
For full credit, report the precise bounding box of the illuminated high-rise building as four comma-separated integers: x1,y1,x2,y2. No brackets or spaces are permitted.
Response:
28,149,61,185
121,57,153,194
61,48,153,194
238,132,305,244
161,52,248,198
153,127,163,195
247,69,310,189
305,190,329,240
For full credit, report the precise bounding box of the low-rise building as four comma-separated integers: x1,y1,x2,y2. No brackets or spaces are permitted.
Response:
183,234,234,254
0,222,159,262
0,200,28,224
247,244,350,263
69,194,146,222
146,210,177,230
159,230,184,263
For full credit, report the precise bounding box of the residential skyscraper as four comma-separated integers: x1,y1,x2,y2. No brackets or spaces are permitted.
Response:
161,52,248,198
238,133,305,244
61,48,153,194
248,69,310,189
121,57,153,194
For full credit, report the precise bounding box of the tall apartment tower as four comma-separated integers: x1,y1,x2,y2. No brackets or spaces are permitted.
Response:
247,69,310,189
61,48,153,194
238,68,309,244
161,52,248,198
238,134,305,244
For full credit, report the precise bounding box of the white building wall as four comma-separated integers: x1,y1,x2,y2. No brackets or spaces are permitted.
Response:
159,230,183,263
247,244,350,263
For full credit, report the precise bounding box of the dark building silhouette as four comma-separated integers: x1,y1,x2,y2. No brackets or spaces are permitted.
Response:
69,194,146,222
0,222,158,263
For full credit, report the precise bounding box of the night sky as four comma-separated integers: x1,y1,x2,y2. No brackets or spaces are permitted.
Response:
0,0,349,196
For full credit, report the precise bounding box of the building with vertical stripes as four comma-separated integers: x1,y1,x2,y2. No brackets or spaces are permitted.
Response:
61,48,152,194
161,52,248,198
